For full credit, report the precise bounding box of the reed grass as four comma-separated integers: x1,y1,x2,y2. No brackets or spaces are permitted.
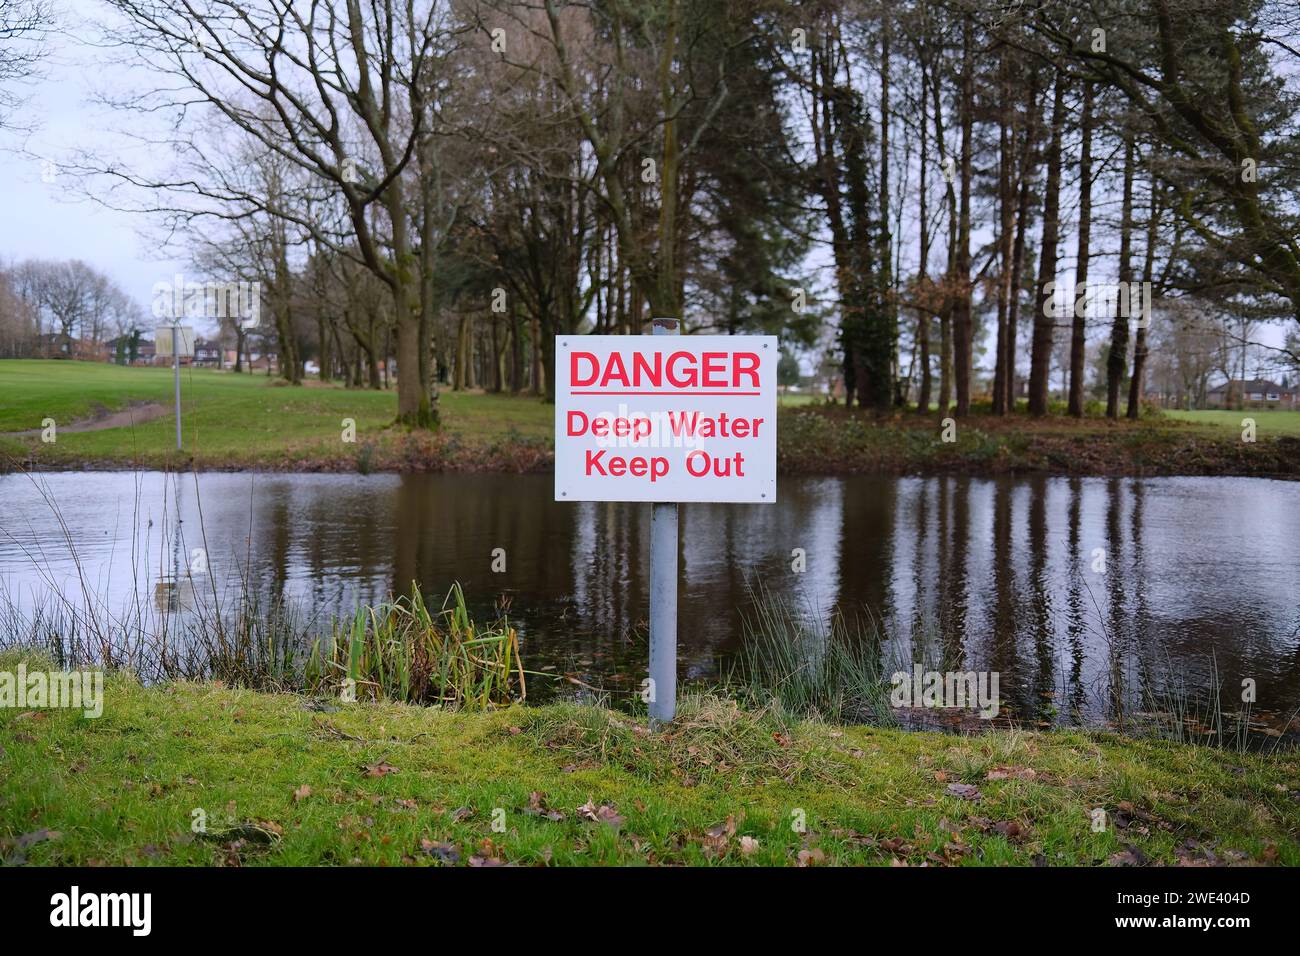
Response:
729,587,898,727
0,579,526,711
304,582,525,708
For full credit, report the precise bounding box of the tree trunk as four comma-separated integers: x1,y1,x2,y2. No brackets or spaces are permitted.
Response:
1127,175,1160,418
1107,140,1135,418
454,314,468,391
510,301,524,393
879,10,898,412
1068,81,1093,417
654,0,681,319
952,14,974,417
1004,71,1040,412
531,316,542,396
927,37,955,417
1029,70,1065,417
417,133,442,427
317,314,332,383
993,50,1013,416
916,45,932,414
490,314,505,393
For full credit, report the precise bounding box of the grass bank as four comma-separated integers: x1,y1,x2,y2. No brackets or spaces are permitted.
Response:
0,361,551,473
3,360,1299,477
2,668,1297,867
780,405,1300,477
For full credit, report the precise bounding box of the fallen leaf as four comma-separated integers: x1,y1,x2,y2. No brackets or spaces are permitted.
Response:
706,815,738,840
577,800,624,827
1107,844,1150,867
13,828,61,851
945,783,982,802
993,820,1025,841
797,848,825,867
420,838,460,864
524,792,564,821
830,828,877,848
362,761,399,777
293,784,313,802
739,836,760,856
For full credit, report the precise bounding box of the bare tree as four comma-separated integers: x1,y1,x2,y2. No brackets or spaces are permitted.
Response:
0,0,51,130
90,0,473,425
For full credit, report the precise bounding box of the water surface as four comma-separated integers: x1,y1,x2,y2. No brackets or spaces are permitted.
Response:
2,471,1297,730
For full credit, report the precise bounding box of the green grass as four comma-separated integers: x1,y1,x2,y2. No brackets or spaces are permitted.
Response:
3,360,1300,477
1164,408,1300,437
778,391,822,406
0,360,551,470
1,663,1296,866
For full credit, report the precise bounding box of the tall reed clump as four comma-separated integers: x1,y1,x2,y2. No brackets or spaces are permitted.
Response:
305,582,525,710
730,588,898,726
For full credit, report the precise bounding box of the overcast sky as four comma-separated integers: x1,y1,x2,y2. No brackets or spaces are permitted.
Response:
1,2,185,316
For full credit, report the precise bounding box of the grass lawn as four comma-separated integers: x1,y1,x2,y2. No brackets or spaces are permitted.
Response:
778,391,822,406
3,360,1299,477
0,360,551,471
1,663,1295,867
1164,408,1300,437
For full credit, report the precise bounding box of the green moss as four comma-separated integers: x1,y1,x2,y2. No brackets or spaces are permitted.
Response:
1,677,1295,866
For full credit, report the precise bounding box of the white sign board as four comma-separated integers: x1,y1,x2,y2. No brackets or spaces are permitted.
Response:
155,325,196,358
555,335,778,503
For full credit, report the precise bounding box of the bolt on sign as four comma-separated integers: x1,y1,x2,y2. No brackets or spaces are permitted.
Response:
555,335,778,503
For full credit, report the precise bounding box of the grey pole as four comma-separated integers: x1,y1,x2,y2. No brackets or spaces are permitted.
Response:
648,317,678,725
173,319,182,451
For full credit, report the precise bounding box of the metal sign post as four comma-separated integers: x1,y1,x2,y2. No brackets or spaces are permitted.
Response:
553,323,777,729
173,318,182,451
648,317,679,725
156,323,194,452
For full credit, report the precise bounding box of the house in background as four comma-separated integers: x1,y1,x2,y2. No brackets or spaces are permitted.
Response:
105,334,158,366
37,332,76,357
1205,378,1297,410
192,339,225,367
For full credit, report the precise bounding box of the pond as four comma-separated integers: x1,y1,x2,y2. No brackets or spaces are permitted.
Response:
2,470,1298,732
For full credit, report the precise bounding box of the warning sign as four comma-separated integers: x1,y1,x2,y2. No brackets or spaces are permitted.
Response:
554,335,778,503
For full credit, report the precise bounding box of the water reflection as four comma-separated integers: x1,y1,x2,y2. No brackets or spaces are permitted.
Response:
1,471,1297,729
